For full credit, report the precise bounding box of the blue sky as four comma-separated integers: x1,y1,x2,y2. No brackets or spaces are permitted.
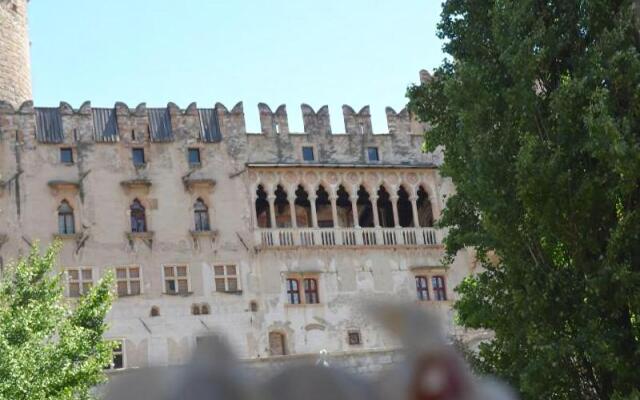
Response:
30,1,444,132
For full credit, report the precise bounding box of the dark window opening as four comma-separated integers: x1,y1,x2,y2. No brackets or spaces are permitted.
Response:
294,185,312,227
417,186,434,227
130,199,147,233
367,147,379,162
194,198,210,231
60,147,73,164
397,186,414,227
274,185,291,228
255,185,271,228
150,306,160,317
304,278,319,304
57,200,75,235
432,276,447,301
416,276,429,301
201,303,210,315
302,146,315,161
336,185,353,227
286,278,300,304
316,185,333,228
132,148,145,166
188,148,201,166
250,301,258,312
377,186,395,227
348,331,362,345
356,185,374,228
191,304,201,315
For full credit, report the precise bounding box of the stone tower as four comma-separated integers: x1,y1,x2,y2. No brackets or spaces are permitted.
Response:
0,0,32,107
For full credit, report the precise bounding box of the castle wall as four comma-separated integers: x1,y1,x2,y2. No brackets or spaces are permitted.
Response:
0,98,473,371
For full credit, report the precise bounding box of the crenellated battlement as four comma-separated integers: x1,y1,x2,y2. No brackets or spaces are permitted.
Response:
0,100,427,143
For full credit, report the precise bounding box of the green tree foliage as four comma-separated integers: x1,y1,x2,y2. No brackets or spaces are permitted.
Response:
408,1,640,398
0,242,114,400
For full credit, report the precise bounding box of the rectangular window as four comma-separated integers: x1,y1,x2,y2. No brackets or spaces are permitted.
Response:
132,148,145,166
303,278,320,304
213,265,239,292
432,275,447,301
302,146,315,161
116,266,141,297
188,148,201,166
367,147,379,162
286,278,301,304
105,340,125,370
164,265,189,295
60,147,73,164
67,267,93,297
415,276,429,301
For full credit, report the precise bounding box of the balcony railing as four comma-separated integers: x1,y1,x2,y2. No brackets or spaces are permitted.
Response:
255,227,442,249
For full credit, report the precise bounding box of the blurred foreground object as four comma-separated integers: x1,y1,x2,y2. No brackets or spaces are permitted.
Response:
105,303,515,400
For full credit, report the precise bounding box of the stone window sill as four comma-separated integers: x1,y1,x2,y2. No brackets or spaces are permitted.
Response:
163,291,193,297
189,229,218,238
214,290,243,295
53,233,81,241
126,231,154,240
284,303,323,308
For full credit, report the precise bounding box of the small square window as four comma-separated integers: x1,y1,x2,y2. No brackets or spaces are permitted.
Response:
60,148,73,164
188,148,201,166
132,148,145,166
348,331,362,345
302,146,315,161
367,147,379,162
214,265,240,293
105,340,125,370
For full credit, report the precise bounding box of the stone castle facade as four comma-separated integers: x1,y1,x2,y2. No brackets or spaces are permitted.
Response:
0,0,481,372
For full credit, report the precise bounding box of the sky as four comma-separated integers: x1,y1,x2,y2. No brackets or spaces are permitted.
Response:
30,0,445,133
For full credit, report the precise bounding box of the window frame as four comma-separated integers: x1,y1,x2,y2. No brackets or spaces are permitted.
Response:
188,147,201,166
115,265,142,297
432,275,447,301
66,267,94,298
213,264,240,293
162,265,190,295
348,330,362,346
132,147,146,166
367,146,380,162
303,278,320,304
415,275,430,301
194,199,211,232
286,278,301,304
130,199,147,233
104,339,126,371
57,200,75,235
60,147,74,164
301,146,315,162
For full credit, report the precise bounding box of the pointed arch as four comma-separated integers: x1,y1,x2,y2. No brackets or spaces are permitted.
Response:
397,185,414,227
57,200,75,234
336,185,353,227
274,185,291,228
255,184,271,228
315,185,333,228
377,186,394,227
356,185,374,227
417,186,434,227
294,185,312,227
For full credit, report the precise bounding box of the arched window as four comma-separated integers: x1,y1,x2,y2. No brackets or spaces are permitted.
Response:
274,185,291,228
269,331,287,356
130,199,147,233
193,198,210,231
336,185,353,227
304,278,319,304
294,185,312,227
397,186,414,227
356,186,374,227
417,186,434,227
255,185,271,228
57,200,75,234
315,185,333,228
377,186,395,227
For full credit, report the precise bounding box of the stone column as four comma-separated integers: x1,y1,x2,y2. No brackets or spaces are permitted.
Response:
267,194,277,228
370,195,380,227
330,194,339,228
288,195,297,229
410,195,420,228
350,195,360,228
309,194,319,228
391,195,400,228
